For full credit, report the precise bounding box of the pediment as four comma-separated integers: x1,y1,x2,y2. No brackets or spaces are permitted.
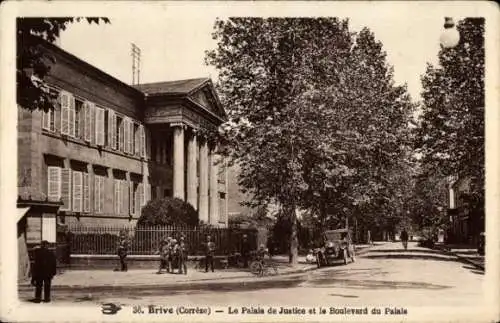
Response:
188,85,226,120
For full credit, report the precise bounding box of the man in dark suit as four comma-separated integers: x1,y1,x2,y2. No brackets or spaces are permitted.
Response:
31,240,57,303
241,234,251,268
204,235,216,273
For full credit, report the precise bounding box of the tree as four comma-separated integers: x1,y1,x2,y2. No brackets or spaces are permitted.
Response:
17,17,110,111
138,197,198,227
416,18,484,228
207,18,414,264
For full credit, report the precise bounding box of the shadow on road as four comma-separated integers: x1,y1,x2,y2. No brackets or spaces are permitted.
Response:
368,249,445,255
304,278,450,290
362,254,457,262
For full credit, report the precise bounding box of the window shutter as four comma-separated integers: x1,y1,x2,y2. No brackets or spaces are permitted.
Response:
118,119,124,152
134,125,140,155
100,176,105,213
94,175,100,213
84,102,91,142
138,183,145,208
60,168,72,211
83,173,90,212
122,180,129,215
139,125,146,158
90,103,95,144
114,179,121,215
129,182,135,216
68,94,76,137
95,108,105,146
135,183,142,215
129,120,134,155
108,110,116,149
123,118,129,154
47,166,61,202
60,92,70,135
42,111,50,130
72,171,83,212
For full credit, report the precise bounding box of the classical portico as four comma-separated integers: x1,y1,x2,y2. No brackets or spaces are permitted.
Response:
135,78,228,226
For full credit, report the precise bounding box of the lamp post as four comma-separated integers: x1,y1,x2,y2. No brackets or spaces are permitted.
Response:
440,17,460,48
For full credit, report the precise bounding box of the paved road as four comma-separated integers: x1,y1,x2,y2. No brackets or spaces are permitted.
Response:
19,242,485,309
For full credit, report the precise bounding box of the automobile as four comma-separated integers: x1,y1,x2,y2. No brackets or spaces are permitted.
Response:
314,228,355,268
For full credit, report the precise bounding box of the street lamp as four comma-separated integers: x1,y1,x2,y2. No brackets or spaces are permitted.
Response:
440,17,460,48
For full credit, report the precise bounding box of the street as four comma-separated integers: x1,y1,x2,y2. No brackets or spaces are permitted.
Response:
19,242,485,307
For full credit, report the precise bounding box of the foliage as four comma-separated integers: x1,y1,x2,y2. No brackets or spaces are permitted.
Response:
416,18,484,214
17,17,110,111
138,197,199,227
206,18,415,263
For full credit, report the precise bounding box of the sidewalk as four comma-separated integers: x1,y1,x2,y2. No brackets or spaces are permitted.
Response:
433,243,485,270
19,244,375,292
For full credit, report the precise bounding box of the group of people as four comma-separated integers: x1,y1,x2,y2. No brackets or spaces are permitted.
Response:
157,235,188,274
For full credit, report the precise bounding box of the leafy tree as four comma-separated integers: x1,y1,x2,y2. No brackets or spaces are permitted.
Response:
138,197,198,227
416,18,484,228
17,17,110,111
207,18,414,264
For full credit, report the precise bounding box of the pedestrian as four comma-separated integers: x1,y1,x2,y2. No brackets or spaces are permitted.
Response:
115,230,129,272
204,235,216,273
367,230,372,245
170,238,178,273
31,240,57,303
241,234,251,268
400,228,409,250
157,237,170,274
177,236,188,275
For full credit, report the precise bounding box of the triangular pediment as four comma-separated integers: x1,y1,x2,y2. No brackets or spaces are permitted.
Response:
188,84,226,120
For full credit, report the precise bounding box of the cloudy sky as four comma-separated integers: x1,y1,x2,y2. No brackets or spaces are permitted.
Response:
57,3,460,102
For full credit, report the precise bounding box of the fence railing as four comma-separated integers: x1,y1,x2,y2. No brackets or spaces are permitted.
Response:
67,225,259,256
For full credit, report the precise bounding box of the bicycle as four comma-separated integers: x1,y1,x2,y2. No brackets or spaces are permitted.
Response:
249,258,278,277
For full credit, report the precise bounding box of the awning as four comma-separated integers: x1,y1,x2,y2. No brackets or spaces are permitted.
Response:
17,207,31,222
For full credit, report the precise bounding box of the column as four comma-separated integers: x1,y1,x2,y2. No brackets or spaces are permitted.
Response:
187,130,198,210
209,146,219,225
172,124,185,200
199,139,209,223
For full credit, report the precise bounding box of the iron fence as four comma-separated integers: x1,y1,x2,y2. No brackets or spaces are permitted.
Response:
67,225,258,256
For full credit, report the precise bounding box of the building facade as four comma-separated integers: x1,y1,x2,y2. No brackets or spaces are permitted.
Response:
18,41,229,248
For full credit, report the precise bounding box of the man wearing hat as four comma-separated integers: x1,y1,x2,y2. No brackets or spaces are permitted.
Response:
115,230,129,272
31,240,57,303
157,237,171,274
204,235,216,273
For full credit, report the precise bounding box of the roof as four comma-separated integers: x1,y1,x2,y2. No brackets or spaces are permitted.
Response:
133,78,210,95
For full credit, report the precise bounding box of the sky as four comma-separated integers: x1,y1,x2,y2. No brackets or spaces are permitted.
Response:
58,4,452,103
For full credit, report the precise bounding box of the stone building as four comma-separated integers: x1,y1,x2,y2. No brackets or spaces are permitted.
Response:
17,40,229,249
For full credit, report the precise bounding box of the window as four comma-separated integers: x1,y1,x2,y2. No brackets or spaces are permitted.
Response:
117,116,124,152
138,125,146,158
114,179,121,214
83,101,94,142
130,182,137,216
134,123,140,156
72,171,83,212
60,91,76,137
42,108,55,132
95,107,105,146
94,175,105,213
47,166,61,202
108,109,116,149
60,168,72,211
75,99,83,139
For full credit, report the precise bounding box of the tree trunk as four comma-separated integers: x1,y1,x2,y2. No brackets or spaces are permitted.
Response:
289,208,298,266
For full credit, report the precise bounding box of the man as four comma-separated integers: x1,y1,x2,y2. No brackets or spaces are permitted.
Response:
116,231,129,272
204,235,216,273
157,237,170,274
177,236,188,275
241,234,251,268
400,229,409,250
31,240,57,303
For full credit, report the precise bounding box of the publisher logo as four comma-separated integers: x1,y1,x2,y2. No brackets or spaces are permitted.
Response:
101,303,122,315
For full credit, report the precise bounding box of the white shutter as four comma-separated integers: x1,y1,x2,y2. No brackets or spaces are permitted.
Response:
95,108,105,146
122,180,128,215
47,166,61,202
42,111,50,130
60,168,72,211
83,173,90,212
134,125,140,155
114,179,121,214
129,182,135,216
108,110,116,149
84,102,91,142
139,125,146,158
68,94,76,137
123,118,129,154
118,118,124,152
72,171,83,212
60,91,70,135
129,120,134,155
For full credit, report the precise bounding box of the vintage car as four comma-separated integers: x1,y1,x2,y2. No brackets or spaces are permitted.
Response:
315,229,355,267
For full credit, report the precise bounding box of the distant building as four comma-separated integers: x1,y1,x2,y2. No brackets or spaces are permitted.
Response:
17,40,229,251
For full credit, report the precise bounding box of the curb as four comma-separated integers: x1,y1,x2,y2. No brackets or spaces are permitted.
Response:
432,246,485,271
